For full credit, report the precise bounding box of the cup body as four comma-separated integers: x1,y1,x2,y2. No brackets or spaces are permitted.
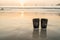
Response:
41,18,48,28
33,18,39,29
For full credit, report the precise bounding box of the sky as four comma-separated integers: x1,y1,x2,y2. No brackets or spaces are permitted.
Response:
0,0,60,6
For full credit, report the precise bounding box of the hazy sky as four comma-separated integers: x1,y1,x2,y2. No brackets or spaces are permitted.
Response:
0,0,60,6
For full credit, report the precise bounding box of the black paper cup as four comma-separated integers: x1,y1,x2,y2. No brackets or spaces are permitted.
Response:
33,18,39,29
41,18,48,29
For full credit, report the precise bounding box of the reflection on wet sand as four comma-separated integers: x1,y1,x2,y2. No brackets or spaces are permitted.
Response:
32,28,39,40
40,28,47,40
32,28,47,40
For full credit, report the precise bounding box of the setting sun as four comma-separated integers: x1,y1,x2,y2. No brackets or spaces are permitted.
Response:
19,0,25,6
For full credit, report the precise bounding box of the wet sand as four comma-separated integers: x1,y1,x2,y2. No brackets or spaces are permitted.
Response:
0,11,60,40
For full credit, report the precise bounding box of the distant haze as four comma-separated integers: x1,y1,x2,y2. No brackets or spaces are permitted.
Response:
0,0,60,6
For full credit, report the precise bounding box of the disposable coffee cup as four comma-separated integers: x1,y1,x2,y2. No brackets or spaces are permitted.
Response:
33,18,39,29
41,18,48,29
